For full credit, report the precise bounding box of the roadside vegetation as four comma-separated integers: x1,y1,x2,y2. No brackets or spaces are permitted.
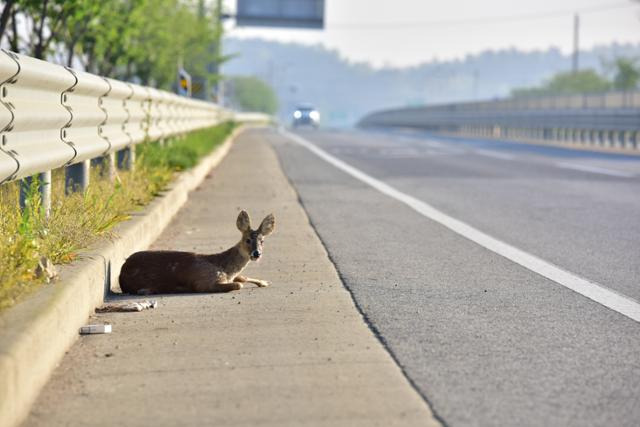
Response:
226,76,279,115
511,57,640,97
0,0,224,93
0,122,235,311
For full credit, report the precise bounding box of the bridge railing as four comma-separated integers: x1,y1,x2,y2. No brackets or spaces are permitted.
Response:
0,49,230,215
358,91,640,152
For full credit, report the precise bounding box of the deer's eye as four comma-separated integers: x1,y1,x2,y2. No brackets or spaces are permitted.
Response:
246,239,251,244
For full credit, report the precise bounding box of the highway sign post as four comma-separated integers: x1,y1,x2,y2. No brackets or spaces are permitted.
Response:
178,68,192,97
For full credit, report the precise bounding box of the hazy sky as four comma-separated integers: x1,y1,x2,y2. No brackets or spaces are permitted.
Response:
223,0,640,67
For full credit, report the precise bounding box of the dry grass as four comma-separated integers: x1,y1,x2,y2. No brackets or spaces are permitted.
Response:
0,123,235,311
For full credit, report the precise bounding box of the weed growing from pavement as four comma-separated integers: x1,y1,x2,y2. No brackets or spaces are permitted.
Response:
0,122,235,311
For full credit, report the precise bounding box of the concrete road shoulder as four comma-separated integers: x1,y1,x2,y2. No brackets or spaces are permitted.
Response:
0,125,243,427
22,127,440,427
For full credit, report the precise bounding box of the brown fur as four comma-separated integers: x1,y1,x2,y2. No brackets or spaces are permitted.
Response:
119,211,275,295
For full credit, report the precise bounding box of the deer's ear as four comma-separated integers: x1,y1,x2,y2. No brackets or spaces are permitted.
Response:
236,210,251,232
258,214,275,236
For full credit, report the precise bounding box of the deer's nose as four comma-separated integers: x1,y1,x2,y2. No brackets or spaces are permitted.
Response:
251,250,261,259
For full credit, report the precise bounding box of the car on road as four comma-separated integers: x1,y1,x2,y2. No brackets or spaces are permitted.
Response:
292,105,320,128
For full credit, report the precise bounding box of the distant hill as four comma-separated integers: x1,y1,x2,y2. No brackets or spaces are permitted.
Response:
221,38,640,127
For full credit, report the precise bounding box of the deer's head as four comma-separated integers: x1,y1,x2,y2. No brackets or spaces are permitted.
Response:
236,210,275,261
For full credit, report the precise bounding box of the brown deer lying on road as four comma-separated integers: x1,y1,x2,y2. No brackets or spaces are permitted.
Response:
119,211,275,295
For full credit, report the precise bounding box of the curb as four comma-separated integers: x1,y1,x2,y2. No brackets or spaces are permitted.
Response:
0,124,247,427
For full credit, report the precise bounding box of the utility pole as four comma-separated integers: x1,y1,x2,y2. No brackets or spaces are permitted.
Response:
572,13,580,74
192,0,223,101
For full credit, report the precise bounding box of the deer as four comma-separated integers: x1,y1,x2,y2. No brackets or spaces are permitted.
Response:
119,210,275,295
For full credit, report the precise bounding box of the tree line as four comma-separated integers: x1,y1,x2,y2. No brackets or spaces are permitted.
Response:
511,58,640,97
224,76,278,115
0,0,223,91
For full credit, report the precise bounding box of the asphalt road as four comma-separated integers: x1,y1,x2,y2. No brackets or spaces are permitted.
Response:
266,127,640,427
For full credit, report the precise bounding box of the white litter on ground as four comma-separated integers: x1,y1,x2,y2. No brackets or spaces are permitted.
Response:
79,324,112,334
96,300,158,313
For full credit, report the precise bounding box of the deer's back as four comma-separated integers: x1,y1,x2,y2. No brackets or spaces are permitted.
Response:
119,250,214,294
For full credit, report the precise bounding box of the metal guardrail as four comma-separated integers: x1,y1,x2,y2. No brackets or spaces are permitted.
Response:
358,91,640,151
0,49,227,186
412,91,640,112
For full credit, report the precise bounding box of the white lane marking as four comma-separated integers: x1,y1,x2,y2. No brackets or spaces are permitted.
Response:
473,149,515,161
281,129,640,323
555,162,635,178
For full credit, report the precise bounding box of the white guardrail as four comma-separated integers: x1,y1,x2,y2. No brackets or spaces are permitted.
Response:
0,49,229,186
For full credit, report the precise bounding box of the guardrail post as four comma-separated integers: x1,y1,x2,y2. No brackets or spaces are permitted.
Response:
615,131,624,149
610,131,617,148
621,131,629,149
117,147,135,170
65,160,90,194
19,171,51,219
108,153,117,179
91,154,116,180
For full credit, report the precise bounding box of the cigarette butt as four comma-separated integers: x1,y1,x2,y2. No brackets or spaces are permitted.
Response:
79,324,112,334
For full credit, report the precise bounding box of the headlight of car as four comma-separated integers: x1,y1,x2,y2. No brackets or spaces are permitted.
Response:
293,110,302,119
309,110,320,121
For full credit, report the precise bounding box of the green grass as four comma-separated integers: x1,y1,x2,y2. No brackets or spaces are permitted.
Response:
0,122,236,311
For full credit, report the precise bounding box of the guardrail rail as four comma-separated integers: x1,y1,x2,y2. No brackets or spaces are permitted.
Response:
358,91,640,152
0,49,230,216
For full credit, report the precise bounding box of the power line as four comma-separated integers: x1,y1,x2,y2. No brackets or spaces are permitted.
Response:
325,2,636,30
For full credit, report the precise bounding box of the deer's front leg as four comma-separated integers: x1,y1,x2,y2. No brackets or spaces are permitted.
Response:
193,280,243,293
234,275,269,288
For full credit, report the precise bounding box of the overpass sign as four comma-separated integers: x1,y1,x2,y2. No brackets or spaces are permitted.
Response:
236,0,324,29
